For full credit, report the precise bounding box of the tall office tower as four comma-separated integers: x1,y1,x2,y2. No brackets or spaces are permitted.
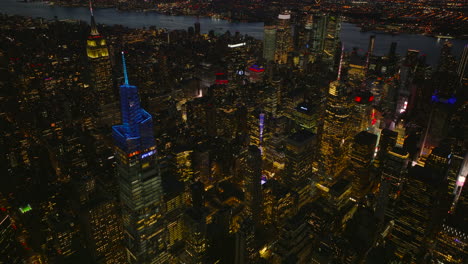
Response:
367,35,376,57
303,14,313,49
243,146,262,227
398,49,419,114
457,44,468,85
389,42,397,57
247,110,267,149
263,25,276,62
284,131,316,208
419,92,457,154
86,5,119,127
437,41,457,73
194,20,201,35
299,14,314,65
292,102,319,133
263,85,279,118
311,14,327,55
227,42,249,82
174,148,195,183
0,213,22,264
352,91,374,134
113,53,163,264
162,178,185,250
236,217,259,263
366,35,376,69
275,11,293,64
322,15,341,68
273,210,314,263
284,130,316,186
433,221,468,264
83,196,126,264
375,128,398,168
182,208,207,264
425,147,451,176
319,80,353,181
388,165,445,260
190,181,205,209
447,152,467,213
375,147,409,222
349,131,378,196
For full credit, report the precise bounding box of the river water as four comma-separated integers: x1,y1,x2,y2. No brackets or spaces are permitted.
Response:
1,0,466,66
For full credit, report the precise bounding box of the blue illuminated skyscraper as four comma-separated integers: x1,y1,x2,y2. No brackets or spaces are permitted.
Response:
113,52,164,264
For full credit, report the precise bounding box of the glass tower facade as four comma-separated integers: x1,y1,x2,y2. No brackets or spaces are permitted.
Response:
113,53,163,264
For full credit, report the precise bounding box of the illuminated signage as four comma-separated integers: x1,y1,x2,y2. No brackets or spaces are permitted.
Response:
215,80,229,84
228,43,246,48
278,14,291,19
249,65,265,73
431,95,456,105
141,150,156,159
215,72,228,84
128,151,140,157
19,204,32,214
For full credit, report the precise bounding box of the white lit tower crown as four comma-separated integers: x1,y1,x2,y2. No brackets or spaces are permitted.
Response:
275,11,293,64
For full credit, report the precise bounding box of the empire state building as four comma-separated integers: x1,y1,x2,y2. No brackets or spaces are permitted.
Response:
86,5,119,126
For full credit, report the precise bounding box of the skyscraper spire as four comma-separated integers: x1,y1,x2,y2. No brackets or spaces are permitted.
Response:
112,52,162,263
89,0,93,16
337,43,344,81
121,51,129,85
89,0,99,36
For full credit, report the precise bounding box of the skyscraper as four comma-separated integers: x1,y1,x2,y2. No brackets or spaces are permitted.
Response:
243,145,262,227
349,131,378,195
87,4,119,127
0,213,22,264
366,35,376,69
375,128,398,167
113,53,163,263
284,130,316,186
457,44,468,85
275,12,293,64
311,14,327,55
194,20,201,35
319,80,353,181
83,196,125,264
322,15,342,68
388,165,445,260
263,25,276,62
375,147,409,222
447,152,467,213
